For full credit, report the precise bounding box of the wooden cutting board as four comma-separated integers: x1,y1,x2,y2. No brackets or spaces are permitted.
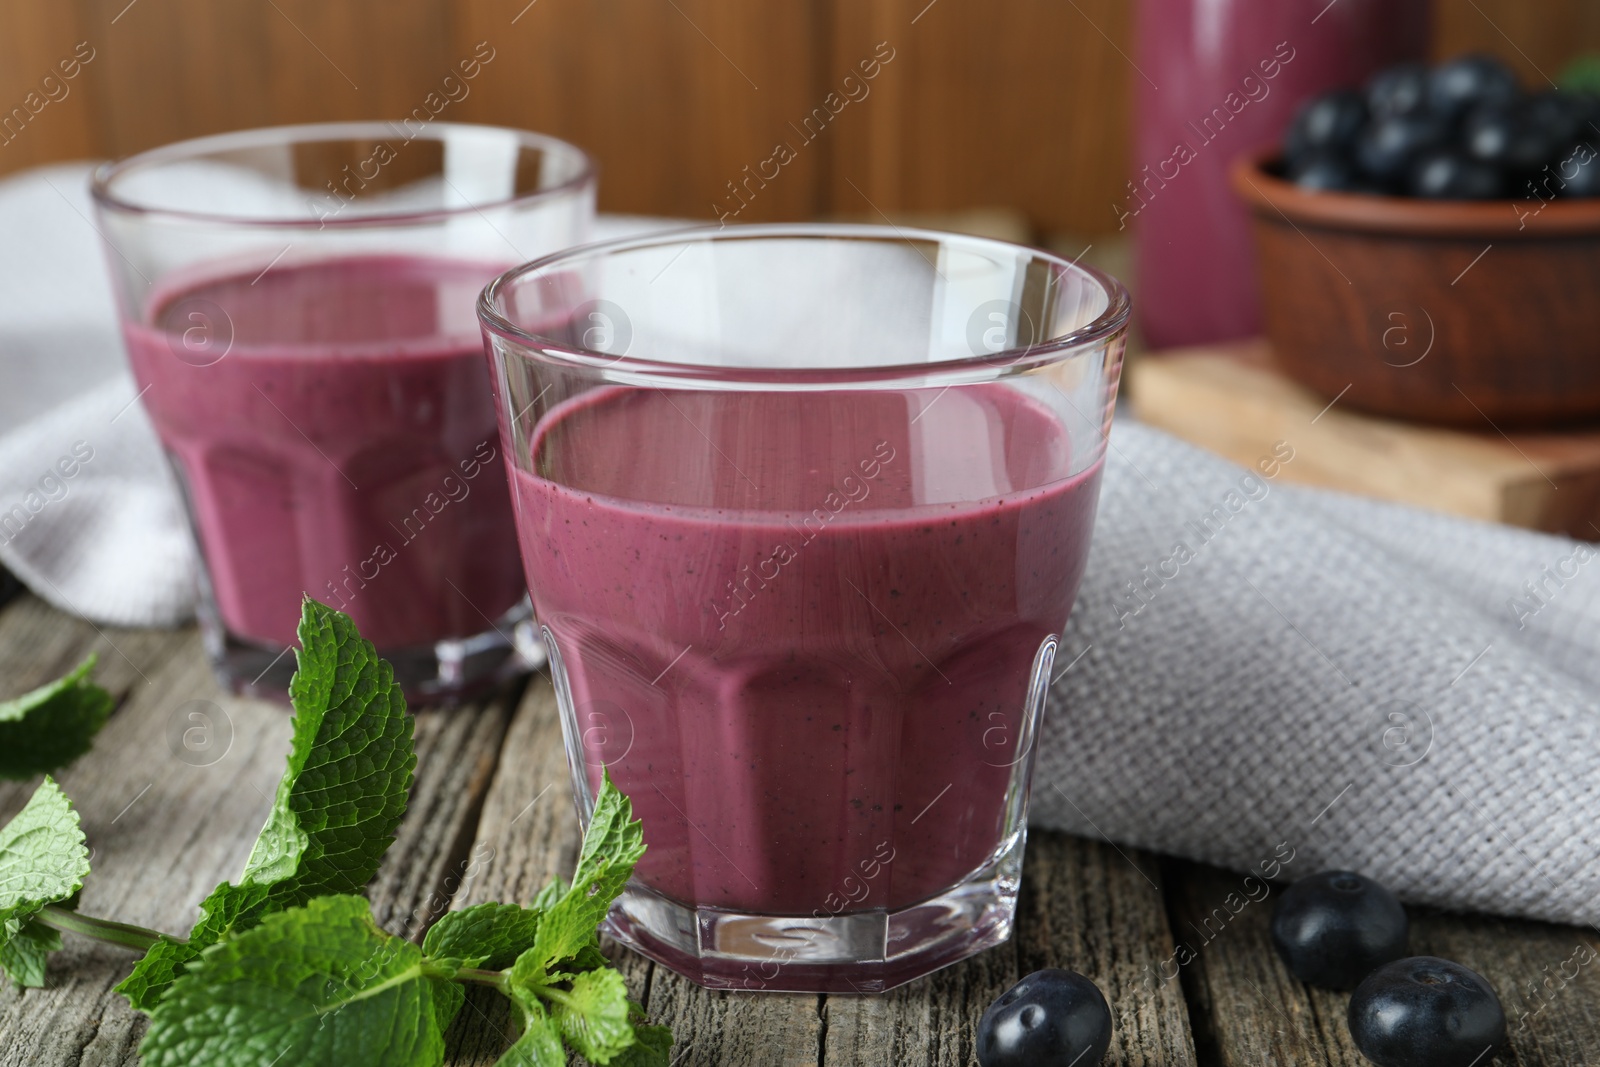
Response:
1129,340,1600,540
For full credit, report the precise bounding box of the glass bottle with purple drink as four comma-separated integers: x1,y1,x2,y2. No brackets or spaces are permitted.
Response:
480,225,1129,992
1131,0,1429,347
92,123,595,701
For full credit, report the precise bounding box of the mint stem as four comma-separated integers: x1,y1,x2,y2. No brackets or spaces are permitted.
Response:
453,966,510,990
35,904,176,954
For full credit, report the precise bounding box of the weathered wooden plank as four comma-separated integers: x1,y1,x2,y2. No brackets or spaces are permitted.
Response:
0,592,190,702
819,940,1012,1067
0,596,522,1065
1016,835,1199,1067
0,616,292,1067
369,690,518,944
1164,860,1346,1067
1168,859,1600,1066
820,834,1198,1067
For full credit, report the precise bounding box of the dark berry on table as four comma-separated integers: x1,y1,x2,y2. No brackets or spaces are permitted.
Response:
1368,62,1431,119
1464,100,1562,173
1270,870,1408,989
1348,957,1507,1067
1427,53,1520,121
1290,151,1369,193
1357,113,1451,185
1285,90,1370,165
976,969,1112,1067
1410,149,1505,200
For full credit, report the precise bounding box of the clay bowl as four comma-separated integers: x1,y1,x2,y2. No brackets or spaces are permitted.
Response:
1232,150,1600,428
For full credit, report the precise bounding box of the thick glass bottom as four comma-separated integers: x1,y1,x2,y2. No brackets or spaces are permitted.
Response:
603,829,1026,994
200,592,544,705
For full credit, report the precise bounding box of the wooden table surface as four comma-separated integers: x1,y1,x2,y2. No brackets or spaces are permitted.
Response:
2,589,1597,1066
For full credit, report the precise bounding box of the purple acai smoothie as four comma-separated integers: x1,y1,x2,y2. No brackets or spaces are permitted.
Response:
124,254,525,650
512,384,1101,916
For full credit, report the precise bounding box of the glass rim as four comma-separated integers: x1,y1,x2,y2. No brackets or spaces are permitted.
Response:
477,222,1132,386
89,120,597,230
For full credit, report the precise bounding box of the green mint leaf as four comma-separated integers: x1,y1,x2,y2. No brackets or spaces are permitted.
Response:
116,936,192,1009
244,598,415,898
422,902,542,971
571,771,647,915
117,882,270,1010
140,895,451,1067
118,599,414,1008
0,656,113,780
609,1021,674,1067
546,967,635,1064
530,876,568,912
430,977,467,1043
497,986,566,1067
0,919,62,988
520,772,644,982
0,777,90,987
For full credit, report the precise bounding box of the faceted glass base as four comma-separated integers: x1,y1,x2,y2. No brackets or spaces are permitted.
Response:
202,595,545,705
602,830,1026,994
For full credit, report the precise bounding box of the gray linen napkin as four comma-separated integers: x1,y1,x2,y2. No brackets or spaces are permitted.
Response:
1036,425,1600,930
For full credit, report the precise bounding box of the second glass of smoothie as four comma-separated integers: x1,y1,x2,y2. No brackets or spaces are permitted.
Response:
480,225,1129,991
92,122,595,701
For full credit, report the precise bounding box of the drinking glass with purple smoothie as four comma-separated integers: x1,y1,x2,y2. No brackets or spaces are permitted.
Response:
480,225,1129,992
91,123,594,701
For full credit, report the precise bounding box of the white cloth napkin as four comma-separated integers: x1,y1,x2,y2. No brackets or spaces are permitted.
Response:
0,164,193,627
3,164,1596,929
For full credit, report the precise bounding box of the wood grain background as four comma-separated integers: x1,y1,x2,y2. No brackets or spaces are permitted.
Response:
1,0,1597,236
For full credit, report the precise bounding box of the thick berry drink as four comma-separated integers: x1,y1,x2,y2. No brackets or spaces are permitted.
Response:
124,255,525,658
513,385,1101,988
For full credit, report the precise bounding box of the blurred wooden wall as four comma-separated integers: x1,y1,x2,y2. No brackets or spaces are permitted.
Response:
2,0,1598,237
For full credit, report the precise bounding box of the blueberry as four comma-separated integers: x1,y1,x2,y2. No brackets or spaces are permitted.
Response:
976,969,1112,1067
1270,871,1408,989
1410,149,1505,200
1463,100,1559,172
1428,53,1520,121
1525,90,1589,151
1289,150,1370,193
1556,141,1600,197
1285,90,1370,166
1357,113,1452,186
1348,957,1507,1067
1368,62,1431,119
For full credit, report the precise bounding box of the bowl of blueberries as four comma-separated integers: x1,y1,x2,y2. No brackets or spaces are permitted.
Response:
1231,53,1600,428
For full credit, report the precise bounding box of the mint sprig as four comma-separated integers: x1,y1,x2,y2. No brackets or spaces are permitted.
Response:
0,655,113,780
134,773,660,1067
0,598,670,1066
141,894,460,1067
118,597,416,1009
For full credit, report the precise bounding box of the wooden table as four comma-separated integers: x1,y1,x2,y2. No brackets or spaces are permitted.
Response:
2,590,1597,1066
